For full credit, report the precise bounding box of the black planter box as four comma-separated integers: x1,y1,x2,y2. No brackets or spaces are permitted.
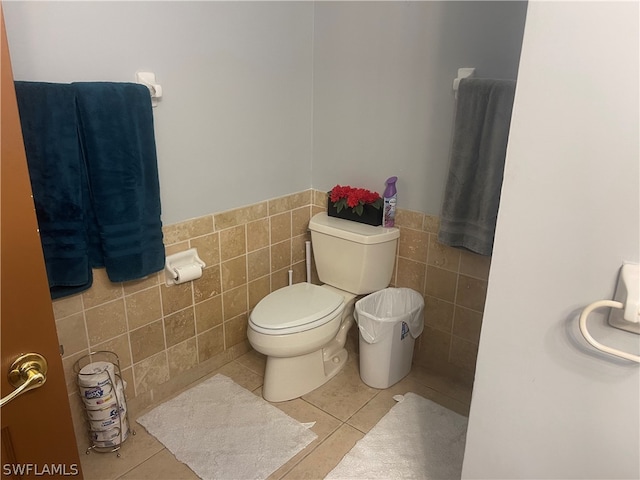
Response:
327,200,383,227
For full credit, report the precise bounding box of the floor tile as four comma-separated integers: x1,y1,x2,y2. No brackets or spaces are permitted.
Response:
280,424,364,480
85,349,473,480
410,362,474,404
398,374,471,417
301,354,378,421
118,449,199,480
80,426,164,480
267,398,342,480
273,397,342,440
215,358,264,391
346,390,396,434
235,348,267,375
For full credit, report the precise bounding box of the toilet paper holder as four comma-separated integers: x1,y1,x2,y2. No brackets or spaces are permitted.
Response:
164,248,206,286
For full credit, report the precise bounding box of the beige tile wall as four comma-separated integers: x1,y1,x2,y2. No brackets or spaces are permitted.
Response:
52,188,489,450
391,209,491,373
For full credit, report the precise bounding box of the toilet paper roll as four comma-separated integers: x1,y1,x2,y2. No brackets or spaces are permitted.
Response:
173,264,202,284
78,361,116,387
81,383,114,408
91,424,125,442
89,412,124,431
83,378,125,409
93,425,130,448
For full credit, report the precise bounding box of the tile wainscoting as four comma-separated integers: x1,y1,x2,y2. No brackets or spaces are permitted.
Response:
52,189,489,452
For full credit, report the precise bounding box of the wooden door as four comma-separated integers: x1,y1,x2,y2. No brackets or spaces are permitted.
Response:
1,7,83,478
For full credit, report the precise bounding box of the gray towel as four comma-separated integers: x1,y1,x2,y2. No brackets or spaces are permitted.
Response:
438,78,516,256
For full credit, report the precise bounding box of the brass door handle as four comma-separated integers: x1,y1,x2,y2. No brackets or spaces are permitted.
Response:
0,353,48,408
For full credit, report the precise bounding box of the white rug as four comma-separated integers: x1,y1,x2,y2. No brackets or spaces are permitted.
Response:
137,374,317,480
325,393,468,480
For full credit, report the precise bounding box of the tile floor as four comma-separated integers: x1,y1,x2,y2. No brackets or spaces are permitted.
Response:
80,347,474,480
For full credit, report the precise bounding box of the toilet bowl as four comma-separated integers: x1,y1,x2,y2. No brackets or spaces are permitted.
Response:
248,212,399,403
248,282,356,402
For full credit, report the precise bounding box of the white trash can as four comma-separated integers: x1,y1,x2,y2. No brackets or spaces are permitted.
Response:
355,288,424,389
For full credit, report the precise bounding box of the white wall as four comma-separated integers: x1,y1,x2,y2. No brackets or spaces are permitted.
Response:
312,1,527,214
4,1,314,225
462,2,640,478
3,1,527,224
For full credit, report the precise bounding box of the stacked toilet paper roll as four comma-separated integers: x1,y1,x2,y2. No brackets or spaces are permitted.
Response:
78,361,130,448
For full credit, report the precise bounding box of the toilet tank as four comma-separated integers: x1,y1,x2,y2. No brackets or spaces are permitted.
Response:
309,212,400,295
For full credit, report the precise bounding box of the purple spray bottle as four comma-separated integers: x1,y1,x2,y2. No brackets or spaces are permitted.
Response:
383,176,397,227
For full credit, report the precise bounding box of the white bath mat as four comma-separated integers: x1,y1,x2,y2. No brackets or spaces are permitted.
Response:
137,374,317,480
325,393,467,480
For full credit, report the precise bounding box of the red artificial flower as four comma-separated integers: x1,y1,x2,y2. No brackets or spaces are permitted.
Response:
328,184,382,215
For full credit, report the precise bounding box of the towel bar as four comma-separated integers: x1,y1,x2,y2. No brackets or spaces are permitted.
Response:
452,67,476,97
136,71,162,107
579,300,640,363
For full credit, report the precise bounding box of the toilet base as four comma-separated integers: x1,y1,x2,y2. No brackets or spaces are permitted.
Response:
262,346,348,403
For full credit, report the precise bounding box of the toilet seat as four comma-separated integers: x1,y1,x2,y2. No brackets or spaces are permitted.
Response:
249,283,344,335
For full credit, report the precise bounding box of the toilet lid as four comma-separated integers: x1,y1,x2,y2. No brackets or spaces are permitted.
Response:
249,283,344,334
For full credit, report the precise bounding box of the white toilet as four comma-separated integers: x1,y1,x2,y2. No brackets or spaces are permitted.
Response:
247,212,400,402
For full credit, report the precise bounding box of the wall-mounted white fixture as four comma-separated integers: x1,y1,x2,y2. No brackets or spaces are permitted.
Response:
578,263,640,363
453,67,476,98
609,263,640,334
136,71,162,107
165,248,206,286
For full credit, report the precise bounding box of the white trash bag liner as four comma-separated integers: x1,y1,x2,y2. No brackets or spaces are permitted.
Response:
355,287,424,344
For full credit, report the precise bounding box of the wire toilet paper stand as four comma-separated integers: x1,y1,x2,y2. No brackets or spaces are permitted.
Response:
73,351,135,456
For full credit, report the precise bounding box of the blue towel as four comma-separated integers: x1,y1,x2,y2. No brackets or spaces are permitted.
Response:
15,81,165,298
73,82,165,283
15,81,93,298
438,78,516,256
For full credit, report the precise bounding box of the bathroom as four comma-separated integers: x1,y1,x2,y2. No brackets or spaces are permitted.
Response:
3,1,639,479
